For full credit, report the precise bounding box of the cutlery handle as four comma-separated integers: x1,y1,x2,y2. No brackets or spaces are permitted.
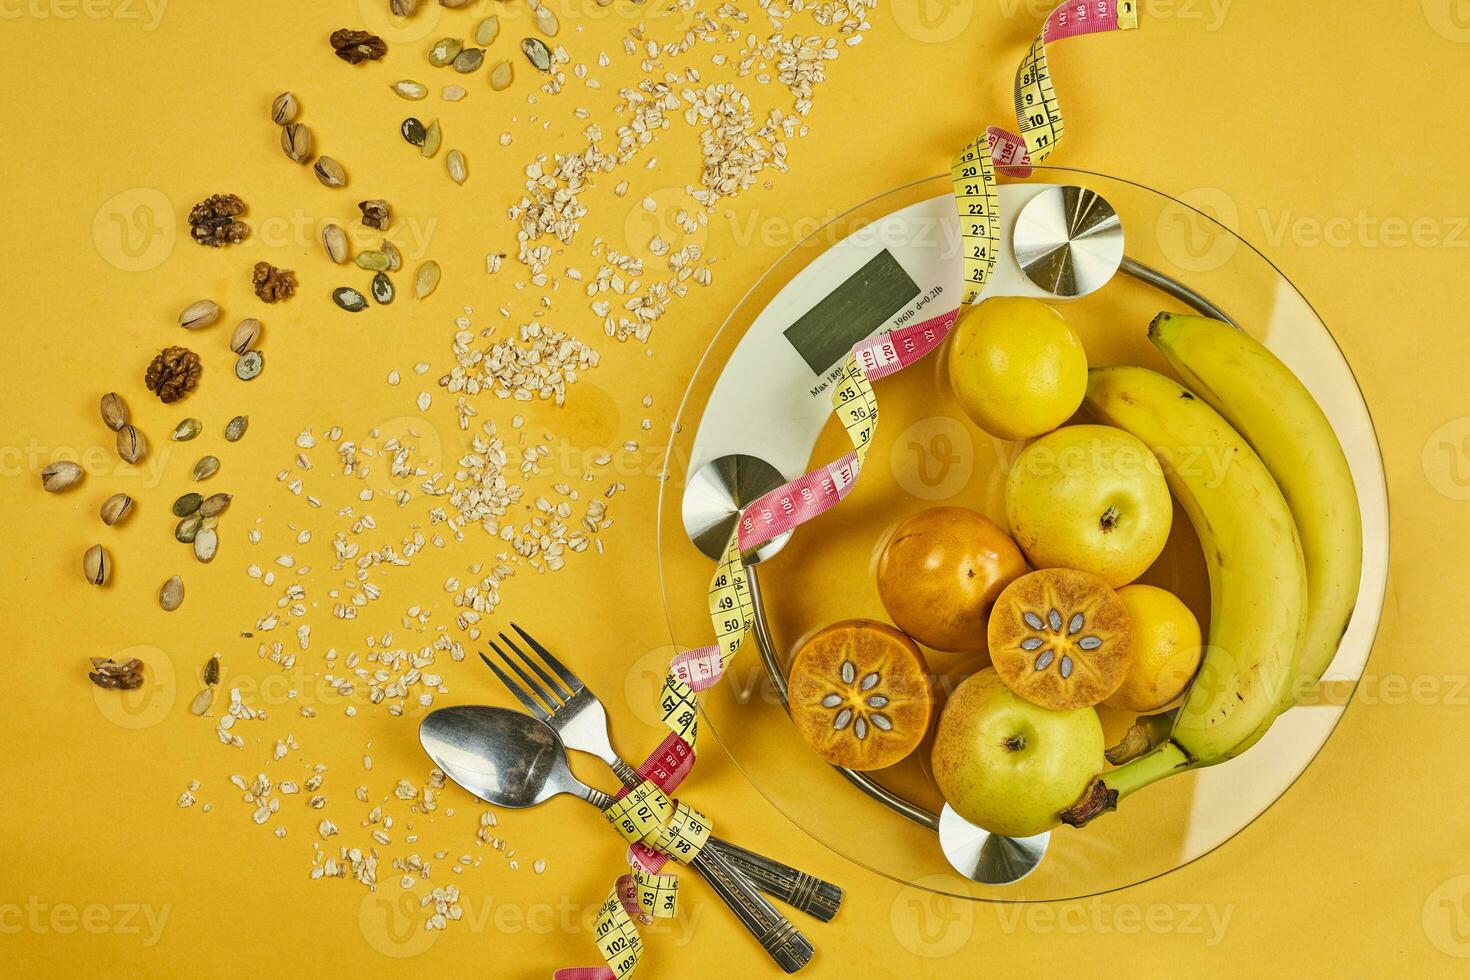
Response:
690,844,814,973
610,759,843,922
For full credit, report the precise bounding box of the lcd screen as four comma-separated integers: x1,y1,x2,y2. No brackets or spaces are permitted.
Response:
782,250,921,374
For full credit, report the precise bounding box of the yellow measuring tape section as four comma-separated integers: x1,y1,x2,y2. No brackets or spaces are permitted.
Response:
602,780,713,923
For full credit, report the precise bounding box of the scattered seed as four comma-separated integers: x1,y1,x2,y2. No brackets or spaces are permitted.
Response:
83,544,111,586
401,117,427,146
175,513,203,543
355,249,391,271
159,575,184,612
371,272,395,305
200,493,232,518
322,224,350,264
442,84,467,101
192,455,220,481
414,261,441,299
391,80,428,100
521,37,552,72
225,416,249,442
281,123,312,164
190,687,214,715
193,527,219,563
236,350,264,381
203,653,220,686
173,493,203,517
230,319,262,354
382,240,402,271
170,418,201,442
271,91,299,125
116,425,147,464
41,460,83,492
100,392,129,431
534,6,559,37
489,60,513,90
452,48,485,73
447,149,467,184
333,287,369,312
180,299,220,330
314,156,347,187
391,0,418,13
100,493,134,526
421,119,442,157
475,16,499,45
429,37,463,67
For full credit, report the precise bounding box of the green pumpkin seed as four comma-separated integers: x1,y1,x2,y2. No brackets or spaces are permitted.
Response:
225,415,249,442
333,287,369,312
392,80,428,100
475,16,499,46
415,260,441,299
193,455,220,481
172,417,203,441
235,350,264,381
401,117,427,146
382,240,402,271
200,493,232,518
193,527,219,563
452,48,485,73
159,575,184,612
429,37,463,67
490,59,513,91
521,37,552,72
173,492,203,517
371,272,395,305
355,249,391,271
175,512,203,543
421,119,442,158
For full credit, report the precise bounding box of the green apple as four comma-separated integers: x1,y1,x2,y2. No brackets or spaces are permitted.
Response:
931,668,1104,838
1005,424,1172,588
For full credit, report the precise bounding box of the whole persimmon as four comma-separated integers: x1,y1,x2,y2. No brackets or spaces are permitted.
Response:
876,507,1028,652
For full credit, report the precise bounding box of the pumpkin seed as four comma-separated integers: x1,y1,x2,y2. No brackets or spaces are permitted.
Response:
429,37,463,67
521,37,552,72
100,392,128,431
392,80,428,100
355,249,391,271
200,492,232,518
382,240,403,271
371,272,395,305
230,318,262,354
322,224,350,264
173,492,203,517
116,425,147,464
225,415,249,442
83,544,111,586
100,493,134,526
415,260,441,299
175,513,203,543
447,149,467,184
333,287,369,312
443,84,467,102
171,417,203,441
193,527,219,563
190,686,214,715
271,91,299,125
401,117,427,146
180,299,220,330
192,455,220,481
534,6,559,37
489,59,513,90
452,48,485,73
314,156,347,187
281,122,312,163
474,16,499,45
159,575,184,612
391,0,418,13
235,350,264,381
421,119,442,157
42,460,83,492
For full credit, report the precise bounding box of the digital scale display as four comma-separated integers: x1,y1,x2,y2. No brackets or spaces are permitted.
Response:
782,249,921,374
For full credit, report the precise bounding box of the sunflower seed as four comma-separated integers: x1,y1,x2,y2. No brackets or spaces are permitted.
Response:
100,392,128,431
401,117,427,146
333,287,369,312
414,260,441,299
41,460,83,492
446,149,467,184
322,224,350,264
83,544,111,585
382,240,402,271
193,527,219,563
192,455,220,481
314,156,347,187
200,493,232,518
371,272,395,305
489,59,513,90
421,119,442,157
271,91,299,125
230,318,262,354
355,249,390,271
175,513,203,543
235,350,264,381
521,37,551,72
474,16,499,45
171,417,202,441
225,416,249,442
159,575,184,611
391,80,428,100
452,48,484,73
100,493,134,526
428,37,463,67
180,299,220,330
116,425,147,464
281,123,312,163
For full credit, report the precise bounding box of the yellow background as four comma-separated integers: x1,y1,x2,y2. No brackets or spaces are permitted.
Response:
2,0,1468,976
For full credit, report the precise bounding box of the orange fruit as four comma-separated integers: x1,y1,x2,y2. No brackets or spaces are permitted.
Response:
876,507,1029,652
987,568,1132,710
788,620,933,771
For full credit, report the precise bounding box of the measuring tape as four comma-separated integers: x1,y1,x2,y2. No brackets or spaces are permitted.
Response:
560,4,1138,976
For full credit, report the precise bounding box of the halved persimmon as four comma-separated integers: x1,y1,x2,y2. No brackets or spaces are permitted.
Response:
788,620,933,771
987,568,1133,710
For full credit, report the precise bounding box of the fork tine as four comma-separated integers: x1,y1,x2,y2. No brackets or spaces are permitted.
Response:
510,622,584,694
478,650,552,721
499,632,574,703
490,639,564,712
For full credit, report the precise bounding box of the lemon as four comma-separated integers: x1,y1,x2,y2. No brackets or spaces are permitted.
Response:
947,297,1087,441
1105,585,1203,713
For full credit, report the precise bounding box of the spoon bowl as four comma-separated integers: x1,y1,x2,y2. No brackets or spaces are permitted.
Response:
420,704,591,809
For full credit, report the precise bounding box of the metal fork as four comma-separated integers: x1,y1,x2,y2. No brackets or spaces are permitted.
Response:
482,623,843,923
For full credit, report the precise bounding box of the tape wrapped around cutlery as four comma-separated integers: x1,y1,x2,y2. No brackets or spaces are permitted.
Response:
558,4,1137,976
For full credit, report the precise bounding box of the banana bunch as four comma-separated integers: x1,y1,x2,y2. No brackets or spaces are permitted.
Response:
1060,313,1362,827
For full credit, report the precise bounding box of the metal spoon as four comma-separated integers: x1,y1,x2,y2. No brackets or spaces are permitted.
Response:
420,705,814,973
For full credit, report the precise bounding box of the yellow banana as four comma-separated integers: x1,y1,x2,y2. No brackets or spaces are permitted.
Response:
1061,366,1308,826
1150,313,1363,712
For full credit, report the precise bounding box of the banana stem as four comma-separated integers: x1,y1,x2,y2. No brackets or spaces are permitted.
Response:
1104,710,1177,765
1060,742,1192,827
